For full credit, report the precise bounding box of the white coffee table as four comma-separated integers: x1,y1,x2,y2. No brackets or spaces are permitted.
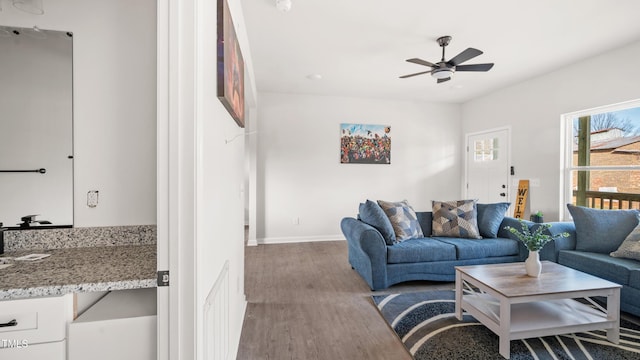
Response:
455,261,621,359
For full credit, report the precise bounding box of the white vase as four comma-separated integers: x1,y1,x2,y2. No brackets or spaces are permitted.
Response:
525,250,542,277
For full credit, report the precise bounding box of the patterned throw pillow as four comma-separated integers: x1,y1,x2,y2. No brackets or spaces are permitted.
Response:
611,215,640,261
377,200,424,242
432,200,482,239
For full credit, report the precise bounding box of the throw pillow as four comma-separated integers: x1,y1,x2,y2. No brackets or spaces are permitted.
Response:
477,202,511,238
359,200,396,245
611,214,640,261
377,200,424,242
567,204,640,254
432,200,482,239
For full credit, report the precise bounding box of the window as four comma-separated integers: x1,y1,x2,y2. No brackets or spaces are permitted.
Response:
562,100,640,216
474,137,499,162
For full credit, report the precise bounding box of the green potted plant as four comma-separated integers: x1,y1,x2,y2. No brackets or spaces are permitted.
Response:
530,210,544,223
505,220,569,277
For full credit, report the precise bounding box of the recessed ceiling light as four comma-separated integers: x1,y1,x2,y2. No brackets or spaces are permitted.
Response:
276,0,291,12
306,74,322,80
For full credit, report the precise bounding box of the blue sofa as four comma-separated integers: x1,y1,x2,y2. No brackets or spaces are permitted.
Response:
536,205,640,318
341,210,528,290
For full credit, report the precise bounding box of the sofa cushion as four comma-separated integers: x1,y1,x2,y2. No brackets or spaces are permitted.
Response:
433,237,519,260
557,250,639,285
378,200,424,242
629,269,640,289
386,237,457,264
611,215,640,261
359,200,396,245
432,199,481,239
477,202,510,238
567,204,639,254
415,212,433,237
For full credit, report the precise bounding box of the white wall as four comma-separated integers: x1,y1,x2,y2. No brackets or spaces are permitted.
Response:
0,0,157,227
158,0,254,358
195,0,249,357
462,40,640,221
256,92,461,243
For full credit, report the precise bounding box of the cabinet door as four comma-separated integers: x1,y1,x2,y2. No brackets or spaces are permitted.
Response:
0,341,65,360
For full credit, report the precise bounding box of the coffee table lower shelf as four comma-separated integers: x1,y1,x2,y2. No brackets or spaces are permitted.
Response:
462,293,615,341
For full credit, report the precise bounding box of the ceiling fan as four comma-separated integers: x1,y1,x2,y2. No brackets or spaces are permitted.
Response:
400,36,494,83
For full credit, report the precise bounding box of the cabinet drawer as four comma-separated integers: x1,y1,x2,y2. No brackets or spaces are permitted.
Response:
0,295,72,347
0,311,37,333
0,340,65,360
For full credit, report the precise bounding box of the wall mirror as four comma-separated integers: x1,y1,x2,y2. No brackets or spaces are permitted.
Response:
0,26,73,228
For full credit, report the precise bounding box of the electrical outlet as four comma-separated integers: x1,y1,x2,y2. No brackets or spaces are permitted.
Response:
292,217,300,225
87,190,99,207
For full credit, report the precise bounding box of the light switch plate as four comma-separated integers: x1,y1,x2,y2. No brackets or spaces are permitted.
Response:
87,190,99,207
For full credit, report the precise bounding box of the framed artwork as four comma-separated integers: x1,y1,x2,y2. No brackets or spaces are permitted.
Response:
217,0,245,127
340,123,391,164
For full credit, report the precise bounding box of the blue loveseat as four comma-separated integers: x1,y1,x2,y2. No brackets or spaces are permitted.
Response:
536,204,640,317
341,203,528,290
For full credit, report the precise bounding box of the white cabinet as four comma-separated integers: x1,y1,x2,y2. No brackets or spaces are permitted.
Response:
0,294,72,360
0,341,65,360
68,288,157,360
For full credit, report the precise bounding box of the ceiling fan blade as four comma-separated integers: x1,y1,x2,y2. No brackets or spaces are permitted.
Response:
406,58,437,68
455,63,494,72
437,77,451,84
447,48,483,66
399,70,432,79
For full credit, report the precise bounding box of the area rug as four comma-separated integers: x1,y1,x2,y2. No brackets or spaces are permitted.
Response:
372,290,640,360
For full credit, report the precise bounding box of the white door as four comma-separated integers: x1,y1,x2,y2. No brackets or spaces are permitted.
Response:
465,128,511,203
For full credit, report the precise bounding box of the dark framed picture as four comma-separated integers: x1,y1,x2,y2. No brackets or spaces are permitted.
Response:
217,0,245,127
340,123,391,164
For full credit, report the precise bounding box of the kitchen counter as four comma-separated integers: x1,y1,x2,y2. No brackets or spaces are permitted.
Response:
0,244,156,300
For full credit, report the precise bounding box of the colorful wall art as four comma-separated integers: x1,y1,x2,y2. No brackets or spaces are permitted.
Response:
340,123,391,164
217,0,245,127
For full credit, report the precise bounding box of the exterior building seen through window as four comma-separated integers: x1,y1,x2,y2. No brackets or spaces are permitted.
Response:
568,103,640,210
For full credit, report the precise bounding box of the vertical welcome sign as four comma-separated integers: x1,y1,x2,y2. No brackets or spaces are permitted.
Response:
513,180,529,219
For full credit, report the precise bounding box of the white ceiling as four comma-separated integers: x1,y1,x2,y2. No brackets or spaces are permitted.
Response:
240,0,640,104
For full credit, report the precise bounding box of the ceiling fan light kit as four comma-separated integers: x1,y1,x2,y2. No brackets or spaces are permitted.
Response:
400,35,494,83
431,68,453,79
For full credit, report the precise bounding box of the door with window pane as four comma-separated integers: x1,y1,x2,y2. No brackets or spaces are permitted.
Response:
466,129,510,204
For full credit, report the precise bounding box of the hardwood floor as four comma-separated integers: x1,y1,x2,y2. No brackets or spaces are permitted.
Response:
237,240,640,359
236,241,452,360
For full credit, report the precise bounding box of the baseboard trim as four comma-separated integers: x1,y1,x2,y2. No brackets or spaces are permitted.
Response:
257,234,345,245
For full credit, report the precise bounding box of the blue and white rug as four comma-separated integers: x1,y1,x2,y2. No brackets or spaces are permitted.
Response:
372,290,640,360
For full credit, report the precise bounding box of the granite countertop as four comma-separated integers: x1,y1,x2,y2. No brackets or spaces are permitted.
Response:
0,245,157,300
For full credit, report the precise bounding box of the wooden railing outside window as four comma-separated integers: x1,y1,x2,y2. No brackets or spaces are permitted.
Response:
573,190,640,210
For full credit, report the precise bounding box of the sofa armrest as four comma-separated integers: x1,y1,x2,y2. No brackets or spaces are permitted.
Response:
498,217,534,259
532,222,577,262
340,217,388,290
